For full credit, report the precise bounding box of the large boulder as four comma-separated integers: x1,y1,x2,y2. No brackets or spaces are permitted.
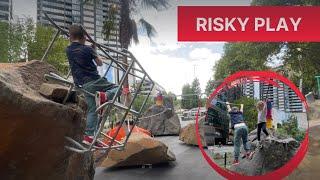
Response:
0,60,94,180
179,118,207,147
138,105,181,136
97,132,176,168
39,83,77,103
179,122,206,147
230,130,300,176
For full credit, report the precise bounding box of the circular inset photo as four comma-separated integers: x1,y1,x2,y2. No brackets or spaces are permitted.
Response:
196,71,308,179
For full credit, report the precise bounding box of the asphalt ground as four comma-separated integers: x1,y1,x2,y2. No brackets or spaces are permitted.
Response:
94,135,224,180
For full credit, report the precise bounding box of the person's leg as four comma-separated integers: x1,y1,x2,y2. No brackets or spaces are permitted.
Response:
90,78,120,100
257,123,262,141
233,128,241,162
242,126,249,152
262,122,269,136
82,78,121,135
84,94,98,136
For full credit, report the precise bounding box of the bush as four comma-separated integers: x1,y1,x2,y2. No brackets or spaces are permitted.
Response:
277,115,306,142
234,97,258,132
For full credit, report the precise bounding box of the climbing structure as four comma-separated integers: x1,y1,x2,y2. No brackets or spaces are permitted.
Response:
42,13,154,155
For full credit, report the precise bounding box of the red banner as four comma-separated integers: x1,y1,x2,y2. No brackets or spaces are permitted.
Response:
178,6,320,42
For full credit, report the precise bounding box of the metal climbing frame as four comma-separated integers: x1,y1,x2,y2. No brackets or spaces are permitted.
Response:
42,13,155,154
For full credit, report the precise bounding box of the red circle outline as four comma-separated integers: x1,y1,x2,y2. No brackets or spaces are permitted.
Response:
196,71,309,180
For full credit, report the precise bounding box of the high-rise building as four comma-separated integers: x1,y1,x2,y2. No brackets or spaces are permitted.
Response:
37,0,120,48
0,0,12,22
260,81,304,113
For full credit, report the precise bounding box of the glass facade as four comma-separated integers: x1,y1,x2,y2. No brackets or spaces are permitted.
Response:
37,0,121,48
0,0,11,21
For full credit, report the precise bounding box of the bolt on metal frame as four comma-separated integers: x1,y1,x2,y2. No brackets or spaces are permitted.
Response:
42,13,155,154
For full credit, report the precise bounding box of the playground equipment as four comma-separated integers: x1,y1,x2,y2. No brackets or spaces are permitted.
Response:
42,13,154,155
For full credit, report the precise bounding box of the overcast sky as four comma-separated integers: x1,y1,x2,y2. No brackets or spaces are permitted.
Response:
13,0,251,95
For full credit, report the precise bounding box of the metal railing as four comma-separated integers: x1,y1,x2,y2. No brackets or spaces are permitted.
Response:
42,12,155,155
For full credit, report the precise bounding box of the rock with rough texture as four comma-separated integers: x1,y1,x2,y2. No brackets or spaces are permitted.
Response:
0,60,94,180
138,105,181,136
230,130,299,176
179,118,207,147
98,132,176,168
39,83,77,103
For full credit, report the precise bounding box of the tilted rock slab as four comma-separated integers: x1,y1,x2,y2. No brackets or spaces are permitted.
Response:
230,129,300,176
0,60,94,180
138,105,181,136
98,132,176,168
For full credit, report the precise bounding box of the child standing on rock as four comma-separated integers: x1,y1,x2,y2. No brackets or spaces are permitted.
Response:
256,100,271,148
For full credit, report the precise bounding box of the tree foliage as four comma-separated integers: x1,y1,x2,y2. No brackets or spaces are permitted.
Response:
181,78,202,109
0,18,69,74
28,23,69,74
276,115,305,142
205,79,215,97
214,0,320,94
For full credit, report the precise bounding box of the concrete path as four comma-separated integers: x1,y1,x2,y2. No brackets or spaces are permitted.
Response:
94,136,223,180
287,101,320,180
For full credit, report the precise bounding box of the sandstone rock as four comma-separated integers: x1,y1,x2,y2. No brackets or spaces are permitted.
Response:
230,130,299,176
138,105,181,136
39,83,77,103
98,132,176,168
0,60,94,180
179,119,207,147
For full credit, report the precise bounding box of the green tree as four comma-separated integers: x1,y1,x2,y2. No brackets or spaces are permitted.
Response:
0,21,9,62
214,42,281,80
191,78,201,108
277,115,305,142
205,79,215,97
0,20,25,62
181,83,192,109
28,24,69,74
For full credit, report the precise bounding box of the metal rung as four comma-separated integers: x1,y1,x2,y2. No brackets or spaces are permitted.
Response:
43,12,154,156
96,101,140,116
100,132,123,145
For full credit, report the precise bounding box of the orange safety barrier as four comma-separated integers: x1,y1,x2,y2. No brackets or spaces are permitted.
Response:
103,125,151,144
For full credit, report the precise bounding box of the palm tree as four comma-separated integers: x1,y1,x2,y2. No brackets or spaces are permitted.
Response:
85,0,169,103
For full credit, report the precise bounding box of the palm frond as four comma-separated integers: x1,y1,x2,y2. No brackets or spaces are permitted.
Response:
129,19,139,44
140,0,170,11
139,18,157,39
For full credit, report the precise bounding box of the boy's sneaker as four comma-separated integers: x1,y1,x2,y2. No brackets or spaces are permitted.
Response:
232,159,240,165
82,135,94,145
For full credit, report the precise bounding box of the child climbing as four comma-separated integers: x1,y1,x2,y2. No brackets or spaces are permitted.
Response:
256,100,271,148
66,25,120,147
226,102,253,165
